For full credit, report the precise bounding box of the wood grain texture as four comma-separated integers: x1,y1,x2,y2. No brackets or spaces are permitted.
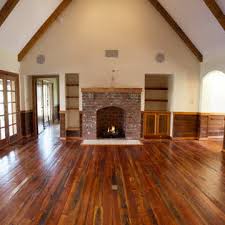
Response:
203,0,225,30
81,88,142,93
0,131,225,224
18,0,72,61
0,0,20,27
60,111,66,138
148,0,203,62
199,114,225,139
173,113,199,139
20,110,34,137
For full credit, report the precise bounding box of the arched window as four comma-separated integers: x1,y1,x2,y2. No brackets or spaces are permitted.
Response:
201,70,225,113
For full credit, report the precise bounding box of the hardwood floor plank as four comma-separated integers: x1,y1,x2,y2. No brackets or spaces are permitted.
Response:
0,133,225,224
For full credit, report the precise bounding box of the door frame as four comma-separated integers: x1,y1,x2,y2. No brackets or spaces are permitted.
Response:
32,75,59,136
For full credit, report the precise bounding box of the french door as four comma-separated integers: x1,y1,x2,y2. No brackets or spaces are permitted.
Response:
0,73,19,145
36,80,53,134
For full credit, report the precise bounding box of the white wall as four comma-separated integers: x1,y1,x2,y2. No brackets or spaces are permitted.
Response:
19,0,200,111
0,48,19,73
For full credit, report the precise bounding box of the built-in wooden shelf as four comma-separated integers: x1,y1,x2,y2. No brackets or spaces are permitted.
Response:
66,84,79,87
66,107,79,110
145,87,168,90
66,127,80,131
145,99,168,102
66,96,79,98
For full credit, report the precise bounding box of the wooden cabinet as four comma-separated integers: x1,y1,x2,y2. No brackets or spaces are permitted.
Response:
143,112,170,138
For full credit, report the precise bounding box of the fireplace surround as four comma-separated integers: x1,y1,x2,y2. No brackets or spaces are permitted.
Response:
82,88,142,140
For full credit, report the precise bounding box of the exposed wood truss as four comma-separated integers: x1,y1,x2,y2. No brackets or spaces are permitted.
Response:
18,0,72,62
203,0,225,31
148,0,203,62
0,0,20,27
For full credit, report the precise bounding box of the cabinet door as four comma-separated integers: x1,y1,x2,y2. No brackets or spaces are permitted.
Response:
144,113,157,137
157,113,170,136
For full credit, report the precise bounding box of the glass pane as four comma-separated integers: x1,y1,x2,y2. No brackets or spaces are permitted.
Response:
13,124,17,134
0,79,3,91
11,81,15,91
12,92,16,102
0,116,5,128
0,104,4,115
7,92,12,103
8,103,12,114
0,91,4,103
0,128,5,140
8,114,12,125
7,80,11,91
13,114,16,124
12,103,16,113
9,125,13,136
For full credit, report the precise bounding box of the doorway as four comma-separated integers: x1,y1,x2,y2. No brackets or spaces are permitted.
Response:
33,76,59,136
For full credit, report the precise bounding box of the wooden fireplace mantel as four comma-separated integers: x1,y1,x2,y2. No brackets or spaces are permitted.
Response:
81,88,142,93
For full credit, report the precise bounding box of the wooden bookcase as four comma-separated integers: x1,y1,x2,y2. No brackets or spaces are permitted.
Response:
144,74,171,138
145,74,169,111
65,74,80,136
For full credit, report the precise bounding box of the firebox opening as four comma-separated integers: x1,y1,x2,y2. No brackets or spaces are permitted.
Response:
97,106,125,139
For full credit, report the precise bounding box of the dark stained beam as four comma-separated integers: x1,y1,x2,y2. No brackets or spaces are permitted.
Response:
203,0,225,31
148,0,203,62
18,0,72,62
0,0,20,27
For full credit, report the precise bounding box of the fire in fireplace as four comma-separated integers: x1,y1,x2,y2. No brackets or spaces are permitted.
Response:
97,106,125,139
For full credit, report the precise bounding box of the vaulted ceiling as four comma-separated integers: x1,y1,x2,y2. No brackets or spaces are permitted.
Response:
0,0,224,63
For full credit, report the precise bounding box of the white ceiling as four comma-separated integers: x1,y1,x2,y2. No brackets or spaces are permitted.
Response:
0,0,62,54
158,0,225,60
216,0,225,14
0,0,224,61
0,0,7,10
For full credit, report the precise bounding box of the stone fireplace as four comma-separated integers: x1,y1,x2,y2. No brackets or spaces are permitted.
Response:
82,88,142,140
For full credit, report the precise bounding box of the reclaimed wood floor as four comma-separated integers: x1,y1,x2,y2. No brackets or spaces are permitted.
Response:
0,132,225,224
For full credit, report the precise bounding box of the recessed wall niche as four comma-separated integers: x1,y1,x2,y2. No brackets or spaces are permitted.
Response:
145,74,172,111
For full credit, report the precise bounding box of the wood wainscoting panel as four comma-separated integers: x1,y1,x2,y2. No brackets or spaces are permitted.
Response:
208,115,225,138
174,113,225,140
198,114,209,139
60,111,66,138
173,113,199,139
53,105,60,122
20,110,34,137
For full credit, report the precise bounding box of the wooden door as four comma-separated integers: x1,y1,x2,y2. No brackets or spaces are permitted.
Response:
144,112,157,137
0,73,20,145
0,76,7,146
7,76,20,143
157,113,170,136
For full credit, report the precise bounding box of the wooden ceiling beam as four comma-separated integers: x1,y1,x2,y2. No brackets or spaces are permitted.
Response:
148,0,203,62
18,0,72,62
0,0,20,27
203,0,225,31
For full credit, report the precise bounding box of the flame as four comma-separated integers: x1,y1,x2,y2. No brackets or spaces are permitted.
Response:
108,126,116,134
